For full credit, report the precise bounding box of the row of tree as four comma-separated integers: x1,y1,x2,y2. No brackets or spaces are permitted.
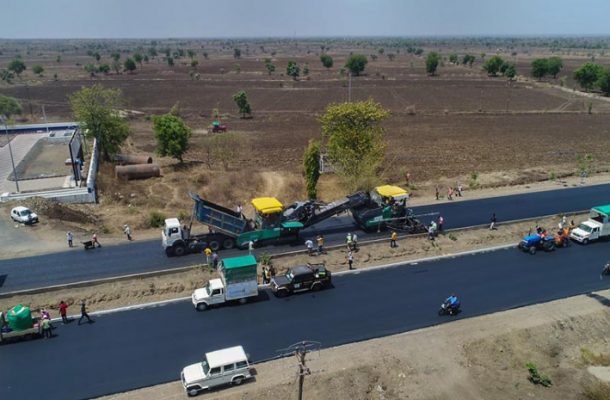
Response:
573,62,610,94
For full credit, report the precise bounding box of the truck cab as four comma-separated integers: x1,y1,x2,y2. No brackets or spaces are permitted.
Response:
570,205,610,244
192,279,226,311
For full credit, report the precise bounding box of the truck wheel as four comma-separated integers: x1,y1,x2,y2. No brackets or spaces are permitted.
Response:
165,247,174,257
583,239,589,245
187,387,199,397
196,303,208,311
529,247,536,255
209,240,220,251
222,238,235,250
173,244,186,257
238,298,247,304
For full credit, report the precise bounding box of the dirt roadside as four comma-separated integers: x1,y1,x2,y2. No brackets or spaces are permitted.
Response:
0,212,584,319
97,290,610,400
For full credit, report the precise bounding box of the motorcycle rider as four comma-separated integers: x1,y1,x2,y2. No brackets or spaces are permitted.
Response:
444,294,460,314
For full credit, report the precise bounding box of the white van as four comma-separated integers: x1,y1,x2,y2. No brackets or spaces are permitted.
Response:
181,345,252,396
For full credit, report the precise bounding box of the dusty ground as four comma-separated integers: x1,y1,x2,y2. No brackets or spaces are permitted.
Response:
0,211,584,318
96,289,610,400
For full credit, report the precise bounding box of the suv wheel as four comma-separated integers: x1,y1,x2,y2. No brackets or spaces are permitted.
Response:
233,377,244,385
276,289,289,298
311,283,322,292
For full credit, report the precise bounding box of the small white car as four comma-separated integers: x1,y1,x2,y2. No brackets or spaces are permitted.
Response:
10,206,39,224
181,345,252,396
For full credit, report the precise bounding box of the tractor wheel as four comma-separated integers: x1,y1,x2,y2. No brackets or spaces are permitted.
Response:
529,247,537,255
209,240,221,251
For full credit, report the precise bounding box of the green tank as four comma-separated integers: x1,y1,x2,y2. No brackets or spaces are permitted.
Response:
7,304,34,331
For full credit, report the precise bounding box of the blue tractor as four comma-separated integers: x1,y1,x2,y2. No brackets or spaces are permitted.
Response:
518,233,555,254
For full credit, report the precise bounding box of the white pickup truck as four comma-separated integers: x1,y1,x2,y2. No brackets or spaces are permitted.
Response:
570,205,610,244
192,255,258,311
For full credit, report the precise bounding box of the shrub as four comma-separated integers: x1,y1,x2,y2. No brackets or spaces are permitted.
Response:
148,211,166,228
177,210,190,222
526,362,552,387
447,233,457,241
259,252,273,266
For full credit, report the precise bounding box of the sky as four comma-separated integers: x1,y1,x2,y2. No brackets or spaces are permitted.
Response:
2,0,610,39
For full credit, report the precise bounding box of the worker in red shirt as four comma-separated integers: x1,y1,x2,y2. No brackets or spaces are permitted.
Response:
59,301,69,324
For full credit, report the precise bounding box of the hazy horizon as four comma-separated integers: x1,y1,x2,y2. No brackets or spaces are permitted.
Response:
3,0,610,39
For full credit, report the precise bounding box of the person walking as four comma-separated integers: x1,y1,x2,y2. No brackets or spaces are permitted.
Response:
212,252,219,269
346,232,353,250
78,300,93,325
59,301,69,324
123,224,133,241
347,250,354,270
305,239,314,256
204,247,212,266
262,266,270,284
428,224,435,240
438,215,444,233
248,240,254,255
92,232,101,248
316,235,325,255
42,318,52,338
435,186,440,201
352,233,358,251
490,213,497,230
390,231,398,248
66,231,73,248
457,183,463,197
447,187,453,201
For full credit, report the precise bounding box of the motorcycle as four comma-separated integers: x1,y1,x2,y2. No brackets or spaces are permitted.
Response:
438,301,460,316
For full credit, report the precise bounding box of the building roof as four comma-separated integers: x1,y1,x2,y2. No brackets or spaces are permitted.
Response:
222,255,257,269
592,205,610,215
375,185,409,198
205,346,248,369
251,197,284,214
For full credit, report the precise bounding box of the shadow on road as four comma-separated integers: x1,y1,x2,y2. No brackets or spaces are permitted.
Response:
586,292,610,307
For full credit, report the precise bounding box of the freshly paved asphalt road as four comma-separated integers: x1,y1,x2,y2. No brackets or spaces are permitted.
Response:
1,240,610,400
1,182,609,293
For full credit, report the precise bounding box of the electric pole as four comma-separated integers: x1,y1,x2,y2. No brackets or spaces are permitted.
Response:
277,340,321,400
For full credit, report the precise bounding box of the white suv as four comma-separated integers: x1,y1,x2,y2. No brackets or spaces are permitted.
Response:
181,345,251,396
10,206,39,224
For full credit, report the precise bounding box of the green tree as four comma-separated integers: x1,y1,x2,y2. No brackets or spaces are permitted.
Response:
191,59,199,68
319,100,389,190
233,48,241,59
167,56,174,67
124,57,136,73
152,113,192,163
8,59,26,77
265,61,275,75
449,53,458,64
94,52,101,62
531,58,548,80
320,54,333,70
574,62,603,91
111,51,121,62
0,69,14,83
303,63,309,76
303,139,321,199
84,63,97,77
286,60,300,80
344,54,368,76
483,55,505,76
203,52,209,59
232,90,252,118
32,65,44,76
56,55,62,63
187,50,195,59
112,60,121,74
425,52,440,75
462,54,475,67
547,56,563,78
133,52,143,66
148,47,158,58
69,85,130,162
504,63,517,80
98,64,110,74
387,53,396,61
597,68,610,96
0,95,22,118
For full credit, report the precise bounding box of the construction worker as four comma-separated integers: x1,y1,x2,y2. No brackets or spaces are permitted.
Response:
316,235,325,254
390,231,398,248
346,233,353,250
347,250,354,270
305,239,314,256
437,215,444,233
123,224,133,241
204,247,212,266
352,233,358,251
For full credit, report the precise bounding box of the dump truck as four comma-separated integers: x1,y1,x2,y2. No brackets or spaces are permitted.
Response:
163,194,304,256
191,255,259,311
0,306,42,344
570,205,610,244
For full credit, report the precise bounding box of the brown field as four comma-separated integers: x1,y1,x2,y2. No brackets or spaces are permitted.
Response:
2,38,610,228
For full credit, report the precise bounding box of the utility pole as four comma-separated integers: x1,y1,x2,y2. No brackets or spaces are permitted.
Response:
42,105,49,133
277,340,321,400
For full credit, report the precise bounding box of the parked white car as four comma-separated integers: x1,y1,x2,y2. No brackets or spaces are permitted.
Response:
10,206,38,224
181,345,251,396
